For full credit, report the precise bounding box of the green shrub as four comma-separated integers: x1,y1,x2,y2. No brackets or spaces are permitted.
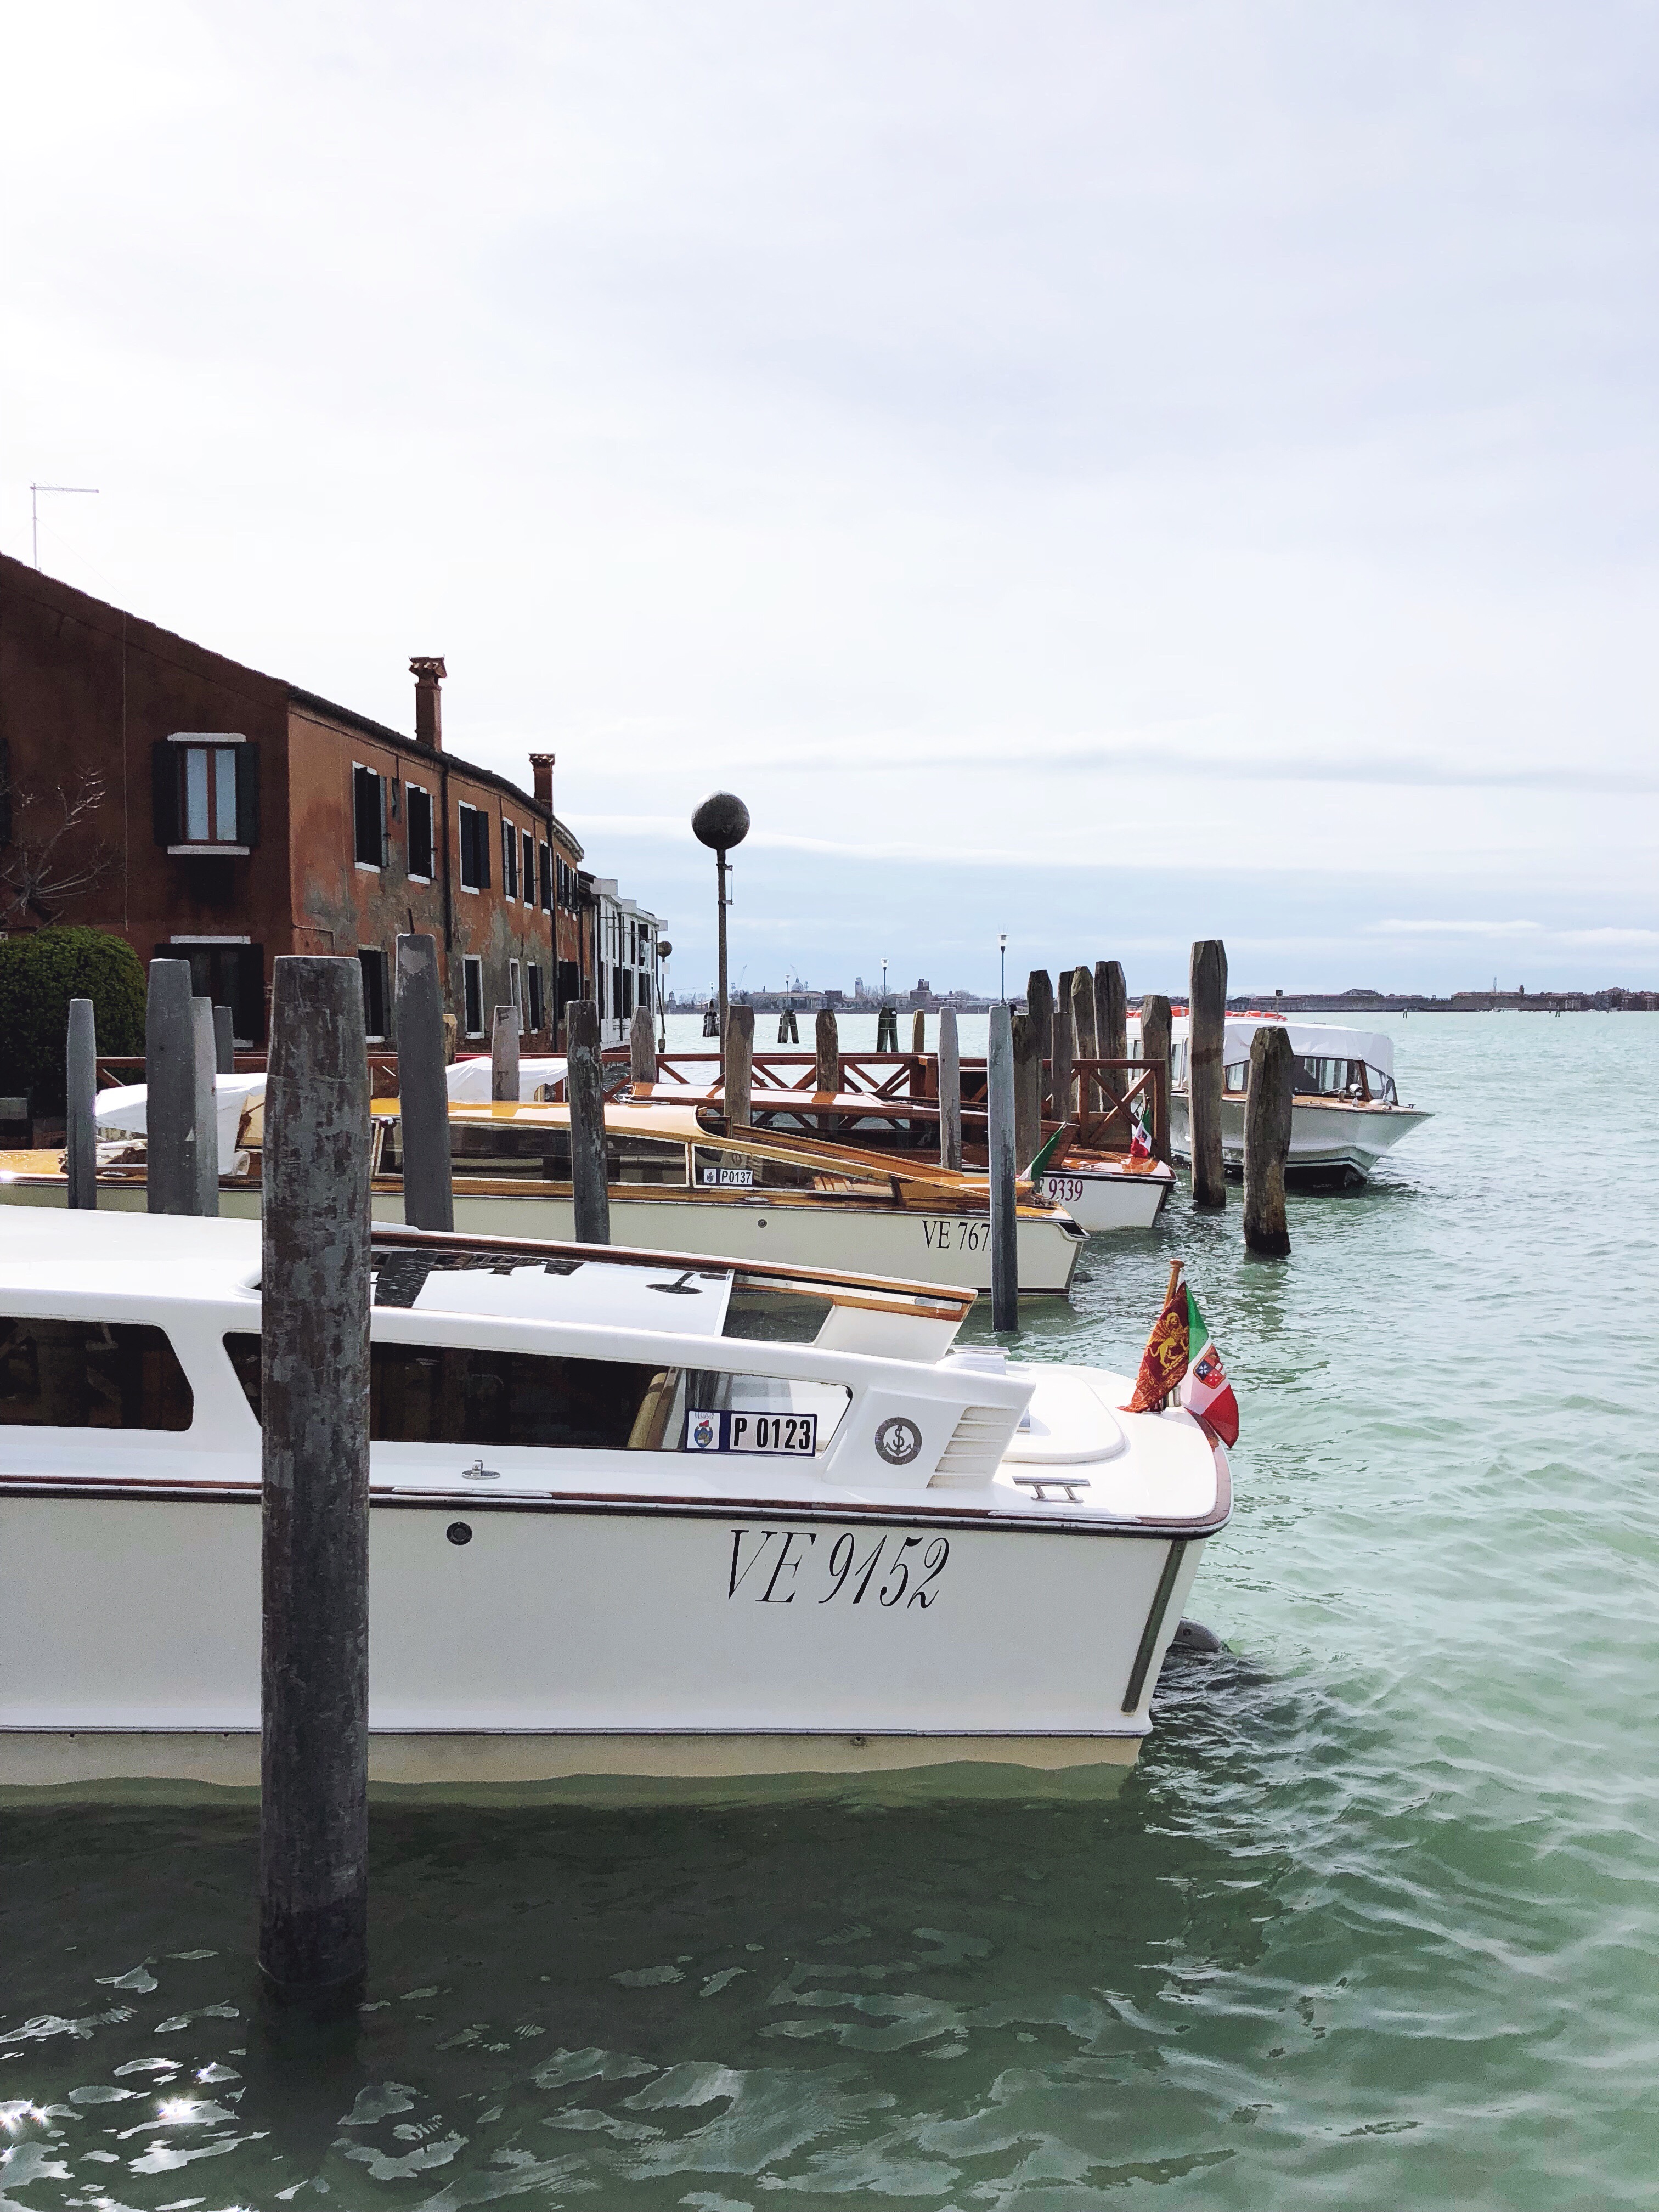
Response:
0,928,146,1116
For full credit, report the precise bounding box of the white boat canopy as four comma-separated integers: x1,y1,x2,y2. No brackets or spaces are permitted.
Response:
1158,1014,1396,1077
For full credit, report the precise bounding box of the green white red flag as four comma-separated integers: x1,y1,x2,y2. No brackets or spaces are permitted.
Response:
1120,1268,1240,1447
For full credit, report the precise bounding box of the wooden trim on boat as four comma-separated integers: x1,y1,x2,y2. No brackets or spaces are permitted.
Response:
0,1477,1232,1541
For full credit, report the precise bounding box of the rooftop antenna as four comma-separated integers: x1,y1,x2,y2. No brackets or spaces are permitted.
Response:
31,483,99,568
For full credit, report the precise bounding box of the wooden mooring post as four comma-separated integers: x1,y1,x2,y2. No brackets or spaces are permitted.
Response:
987,1002,1018,1331
911,1008,927,1056
1025,972,1054,1107
258,956,371,2005
1012,1012,1041,1172
1139,994,1172,1165
395,934,454,1233
566,1001,610,1243
630,1004,657,1086
1052,985,1075,1131
66,998,97,1211
725,1004,754,1128
1097,960,1126,1125
212,1004,235,1075
145,958,198,1216
191,997,219,1217
491,1006,521,1102
1070,965,1099,1118
815,1008,841,1096
938,1006,962,1171
875,1004,898,1052
1189,939,1228,1208
1243,1024,1294,1256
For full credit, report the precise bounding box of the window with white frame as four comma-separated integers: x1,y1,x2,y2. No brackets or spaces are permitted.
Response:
353,766,387,869
458,804,490,892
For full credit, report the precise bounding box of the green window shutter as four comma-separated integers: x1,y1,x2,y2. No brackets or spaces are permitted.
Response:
152,742,180,843
235,743,260,848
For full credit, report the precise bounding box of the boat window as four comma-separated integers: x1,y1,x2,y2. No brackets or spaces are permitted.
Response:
720,1285,836,1342
1222,1062,1249,1093
692,1144,891,1198
605,1133,689,1186
1367,1065,1397,1105
223,1331,849,1453
0,1316,193,1431
390,1120,689,1186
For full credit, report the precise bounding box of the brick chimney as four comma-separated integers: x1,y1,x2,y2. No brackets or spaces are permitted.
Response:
529,752,556,816
410,657,447,749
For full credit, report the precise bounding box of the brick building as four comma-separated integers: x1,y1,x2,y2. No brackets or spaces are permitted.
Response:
0,552,590,1048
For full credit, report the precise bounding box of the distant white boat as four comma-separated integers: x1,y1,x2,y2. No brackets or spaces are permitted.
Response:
1140,1015,1431,1187
0,1211,1231,1789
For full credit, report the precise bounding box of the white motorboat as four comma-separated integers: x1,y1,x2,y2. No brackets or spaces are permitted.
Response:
0,1211,1231,1788
1142,1014,1431,1188
713,1090,1174,1233
1,1098,1087,1300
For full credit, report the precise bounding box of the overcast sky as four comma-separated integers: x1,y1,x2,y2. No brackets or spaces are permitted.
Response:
5,1,1656,994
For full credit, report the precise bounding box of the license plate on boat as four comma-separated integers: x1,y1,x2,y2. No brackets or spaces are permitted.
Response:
685,1410,819,1455
700,1165,754,1187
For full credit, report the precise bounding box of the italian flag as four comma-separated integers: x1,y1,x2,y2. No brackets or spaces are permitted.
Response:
1180,1294,1239,1448
1120,1271,1240,1448
1130,1106,1153,1160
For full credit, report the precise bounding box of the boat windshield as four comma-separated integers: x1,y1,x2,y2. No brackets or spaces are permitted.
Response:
691,1144,893,1199
1221,1059,1398,1103
381,1120,691,1185
224,1333,850,1455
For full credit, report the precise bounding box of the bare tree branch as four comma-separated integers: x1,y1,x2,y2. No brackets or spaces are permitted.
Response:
0,764,117,927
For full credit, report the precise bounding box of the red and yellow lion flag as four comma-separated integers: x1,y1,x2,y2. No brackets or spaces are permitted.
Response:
1121,1264,1241,1447
1121,1265,1192,1415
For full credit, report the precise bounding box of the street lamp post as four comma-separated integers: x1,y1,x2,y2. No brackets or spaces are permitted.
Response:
691,793,751,1051
999,934,1008,1005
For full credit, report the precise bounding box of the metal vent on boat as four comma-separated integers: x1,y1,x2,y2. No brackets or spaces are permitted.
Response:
929,1405,1014,1488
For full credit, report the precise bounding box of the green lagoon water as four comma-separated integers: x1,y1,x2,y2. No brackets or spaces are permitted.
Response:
4,1013,1657,2208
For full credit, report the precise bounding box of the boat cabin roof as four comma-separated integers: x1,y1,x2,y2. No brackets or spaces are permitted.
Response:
1159,1013,1397,1076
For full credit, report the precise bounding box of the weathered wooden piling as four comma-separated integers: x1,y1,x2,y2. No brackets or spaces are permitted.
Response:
724,1004,755,1128
1051,989,1075,1132
1097,961,1127,1063
565,1000,610,1244
1139,994,1173,1165
777,1006,799,1044
258,956,371,2004
938,1006,962,1171
192,998,219,1217
394,933,454,1233
1025,972,1054,1105
1189,939,1228,1209
212,1003,235,1075
491,1006,520,1102
1012,1012,1042,1172
876,1005,898,1052
815,1008,841,1096
912,1008,927,1056
1243,1024,1294,1256
986,1003,1019,1331
630,1003,657,1086
1070,965,1099,1118
145,958,197,1216
66,997,97,1210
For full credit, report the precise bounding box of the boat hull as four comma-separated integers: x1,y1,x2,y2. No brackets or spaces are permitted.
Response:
0,1181,1080,1296
1,1492,1206,1785
1035,1164,1172,1232
1169,1093,1430,1187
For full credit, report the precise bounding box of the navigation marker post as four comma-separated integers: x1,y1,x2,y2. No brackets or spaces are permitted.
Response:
258,956,371,2006
987,1002,1019,1332
396,933,454,1233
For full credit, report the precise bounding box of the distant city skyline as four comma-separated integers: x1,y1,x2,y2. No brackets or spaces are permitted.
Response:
7,4,1655,995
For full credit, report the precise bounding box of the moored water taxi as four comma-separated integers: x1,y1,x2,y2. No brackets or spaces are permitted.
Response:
0,1095,1085,1299
0,1210,1231,1789
1149,1014,1431,1187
